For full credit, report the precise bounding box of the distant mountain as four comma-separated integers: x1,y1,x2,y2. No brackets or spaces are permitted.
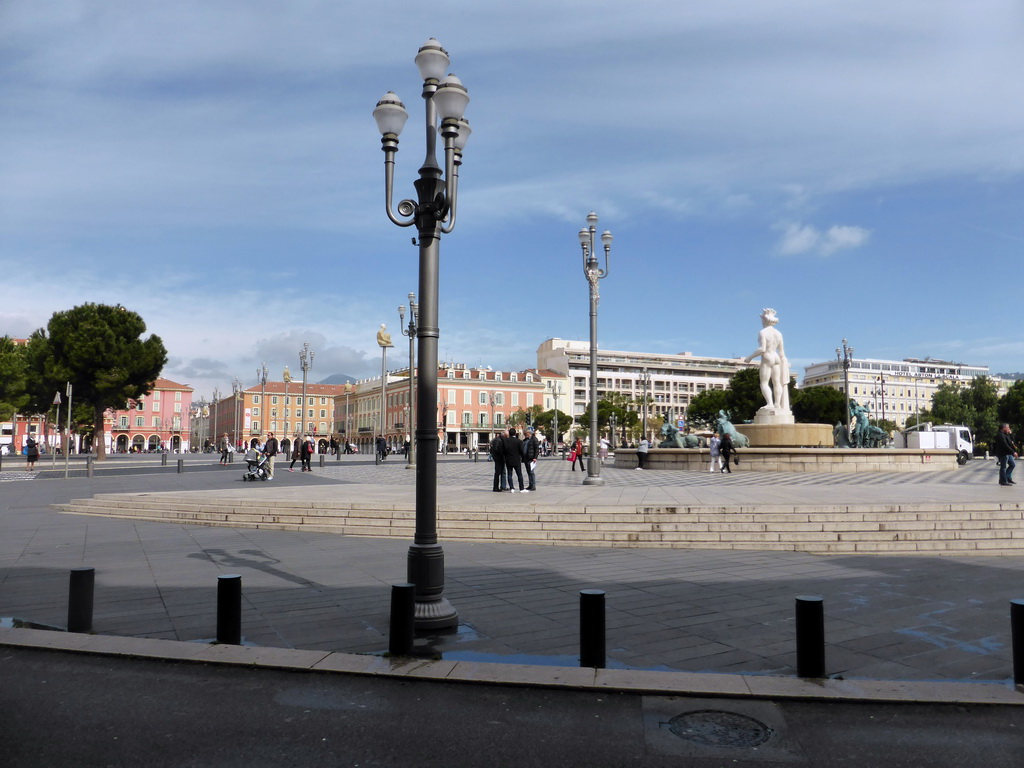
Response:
995,373,1024,381
318,373,357,385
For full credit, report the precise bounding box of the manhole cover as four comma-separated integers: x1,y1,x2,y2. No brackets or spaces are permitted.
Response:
668,710,773,748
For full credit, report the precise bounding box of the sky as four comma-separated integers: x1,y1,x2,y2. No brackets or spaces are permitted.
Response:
3,1,1023,400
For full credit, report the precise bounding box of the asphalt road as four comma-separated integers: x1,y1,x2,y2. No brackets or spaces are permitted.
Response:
2,646,1021,767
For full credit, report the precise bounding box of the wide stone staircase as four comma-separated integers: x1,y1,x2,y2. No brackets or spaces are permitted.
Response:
54,492,1024,556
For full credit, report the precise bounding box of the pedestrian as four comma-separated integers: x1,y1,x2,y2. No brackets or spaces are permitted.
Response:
301,434,314,472
522,425,540,491
489,432,506,492
287,434,301,472
636,435,649,470
502,427,526,492
719,432,735,473
219,433,230,465
571,437,585,472
376,435,388,463
25,436,39,470
994,423,1019,486
599,437,609,464
263,432,279,480
708,432,723,473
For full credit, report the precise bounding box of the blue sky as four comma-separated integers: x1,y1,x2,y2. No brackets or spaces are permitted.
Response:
2,1,1023,399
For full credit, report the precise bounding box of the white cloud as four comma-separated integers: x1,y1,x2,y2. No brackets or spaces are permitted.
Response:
775,222,871,257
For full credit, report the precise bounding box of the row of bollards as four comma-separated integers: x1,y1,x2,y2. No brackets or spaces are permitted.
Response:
52,570,1024,683
64,568,243,645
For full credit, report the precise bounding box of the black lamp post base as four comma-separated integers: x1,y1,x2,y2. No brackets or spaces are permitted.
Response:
582,475,605,486
414,597,458,631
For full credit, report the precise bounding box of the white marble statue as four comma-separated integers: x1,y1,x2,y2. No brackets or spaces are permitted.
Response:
744,308,791,412
376,324,394,348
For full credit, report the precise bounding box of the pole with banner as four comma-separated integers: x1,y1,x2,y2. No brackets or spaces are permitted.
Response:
52,392,61,468
64,383,72,479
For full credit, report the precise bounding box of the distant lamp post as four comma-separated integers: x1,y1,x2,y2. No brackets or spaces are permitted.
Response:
836,339,854,433
282,367,293,437
399,292,419,467
872,374,886,423
299,343,314,438
374,38,471,629
211,387,221,447
231,378,242,449
609,413,617,450
343,382,353,450
578,211,612,486
640,368,651,441
377,326,393,457
257,362,268,437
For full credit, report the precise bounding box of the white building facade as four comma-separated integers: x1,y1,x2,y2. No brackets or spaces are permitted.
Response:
801,356,993,428
536,338,756,438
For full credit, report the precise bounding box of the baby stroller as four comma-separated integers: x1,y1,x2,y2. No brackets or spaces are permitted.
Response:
242,448,269,482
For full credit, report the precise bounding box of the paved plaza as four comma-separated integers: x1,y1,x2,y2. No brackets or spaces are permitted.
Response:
2,453,1023,684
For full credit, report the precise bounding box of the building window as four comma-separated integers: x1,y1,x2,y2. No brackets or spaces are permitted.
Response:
512,393,519,406
320,397,327,405
175,392,181,401
447,370,455,379
462,412,471,426
136,401,145,411
153,391,161,401
479,413,488,427
174,403,182,413
495,413,504,426
479,392,487,405
152,416,160,427
253,395,260,404
510,373,518,382
272,396,278,405
319,409,327,418
464,390,472,404
152,402,160,412
462,370,470,379
525,373,533,382
252,421,261,433
120,416,128,428
135,416,144,427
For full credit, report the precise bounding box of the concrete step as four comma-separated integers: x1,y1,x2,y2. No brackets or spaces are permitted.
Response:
55,496,1024,555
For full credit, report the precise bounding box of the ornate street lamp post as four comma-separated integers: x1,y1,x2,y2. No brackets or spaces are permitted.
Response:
640,368,651,441
211,387,221,449
547,381,561,454
399,292,418,467
257,362,268,438
283,367,292,441
377,327,393,460
299,342,314,440
373,38,471,629
578,211,612,486
837,339,854,434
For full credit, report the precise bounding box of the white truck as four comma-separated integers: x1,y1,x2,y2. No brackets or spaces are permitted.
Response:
895,422,974,465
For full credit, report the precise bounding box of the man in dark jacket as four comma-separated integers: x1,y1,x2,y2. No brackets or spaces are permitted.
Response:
489,433,506,492
376,435,388,463
263,432,279,480
502,427,526,492
994,423,1019,486
522,425,540,491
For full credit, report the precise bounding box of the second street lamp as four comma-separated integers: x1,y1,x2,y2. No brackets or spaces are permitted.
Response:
578,211,613,486
374,38,470,630
837,339,854,436
399,292,418,467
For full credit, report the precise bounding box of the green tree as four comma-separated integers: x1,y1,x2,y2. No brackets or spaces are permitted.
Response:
725,367,763,423
686,388,729,429
998,380,1024,429
0,337,30,421
534,409,572,441
25,303,167,460
965,376,1000,446
791,386,846,425
928,382,970,425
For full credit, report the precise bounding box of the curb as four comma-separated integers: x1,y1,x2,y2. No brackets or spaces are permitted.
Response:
3,626,1021,706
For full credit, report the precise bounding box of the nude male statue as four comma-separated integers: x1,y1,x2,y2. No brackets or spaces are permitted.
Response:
376,324,394,348
744,308,791,411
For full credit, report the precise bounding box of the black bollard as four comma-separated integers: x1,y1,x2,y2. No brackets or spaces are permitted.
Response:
67,567,95,633
216,574,242,645
161,453,168,466
336,449,341,462
579,589,606,669
795,595,826,678
86,455,93,478
177,458,184,474
474,450,478,463
1012,600,1024,686
228,451,234,464
319,454,325,468
389,583,416,656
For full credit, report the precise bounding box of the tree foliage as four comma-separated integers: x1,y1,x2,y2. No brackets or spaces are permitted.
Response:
724,368,763,423
687,388,729,429
791,385,846,425
998,380,1024,430
0,337,30,421
24,304,167,460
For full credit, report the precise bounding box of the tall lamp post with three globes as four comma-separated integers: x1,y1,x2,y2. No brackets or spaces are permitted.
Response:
373,38,471,630
578,212,613,486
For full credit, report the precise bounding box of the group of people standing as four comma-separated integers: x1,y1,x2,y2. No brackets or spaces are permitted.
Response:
489,426,540,492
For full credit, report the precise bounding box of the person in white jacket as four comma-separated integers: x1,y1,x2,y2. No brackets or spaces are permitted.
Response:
709,433,724,473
